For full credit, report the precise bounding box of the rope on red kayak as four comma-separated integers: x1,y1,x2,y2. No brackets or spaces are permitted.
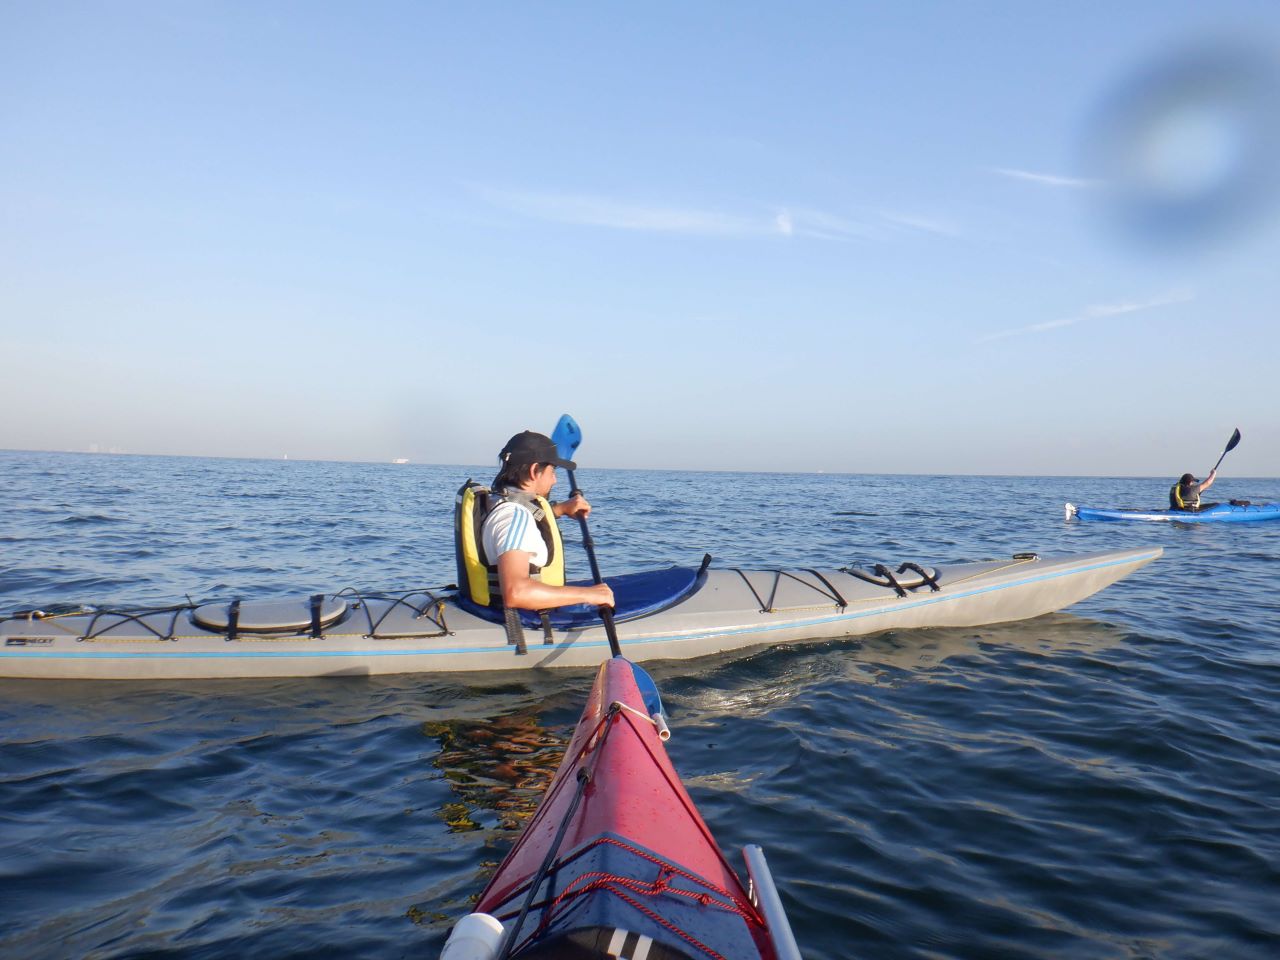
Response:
611,708,759,906
494,703,770,958
550,877,732,960
531,837,762,960
612,698,661,730
552,837,756,915
494,705,621,960
499,709,613,846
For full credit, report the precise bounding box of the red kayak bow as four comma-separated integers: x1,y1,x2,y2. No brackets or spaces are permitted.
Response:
442,656,800,959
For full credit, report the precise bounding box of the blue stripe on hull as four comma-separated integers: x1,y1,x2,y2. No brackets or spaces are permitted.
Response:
1074,503,1280,523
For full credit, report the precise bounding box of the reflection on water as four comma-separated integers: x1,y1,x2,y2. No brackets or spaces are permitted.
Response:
649,612,1131,719
844,613,1131,681
425,712,570,833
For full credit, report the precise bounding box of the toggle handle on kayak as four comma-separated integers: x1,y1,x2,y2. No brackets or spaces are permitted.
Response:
440,912,505,959
612,698,671,741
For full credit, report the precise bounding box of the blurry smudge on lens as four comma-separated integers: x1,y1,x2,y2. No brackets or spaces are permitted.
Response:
1081,36,1280,254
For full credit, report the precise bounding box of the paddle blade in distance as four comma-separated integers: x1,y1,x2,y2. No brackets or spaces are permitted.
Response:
1226,427,1242,452
551,414,583,461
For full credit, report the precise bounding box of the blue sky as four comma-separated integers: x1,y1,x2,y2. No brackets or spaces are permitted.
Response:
3,2,1279,476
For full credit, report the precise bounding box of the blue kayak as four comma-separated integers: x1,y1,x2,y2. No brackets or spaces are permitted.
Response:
1066,501,1280,523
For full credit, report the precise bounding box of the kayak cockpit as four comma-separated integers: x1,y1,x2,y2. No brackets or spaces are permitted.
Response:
454,562,710,630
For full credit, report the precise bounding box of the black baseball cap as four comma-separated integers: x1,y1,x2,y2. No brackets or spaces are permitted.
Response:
498,431,576,470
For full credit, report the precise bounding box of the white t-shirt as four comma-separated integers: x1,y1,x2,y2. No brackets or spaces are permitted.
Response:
481,499,548,569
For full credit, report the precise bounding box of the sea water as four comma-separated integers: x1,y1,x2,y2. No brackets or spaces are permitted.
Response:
1,450,1277,959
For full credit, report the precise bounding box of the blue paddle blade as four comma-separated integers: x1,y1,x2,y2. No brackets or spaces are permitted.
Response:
623,657,665,724
551,414,582,461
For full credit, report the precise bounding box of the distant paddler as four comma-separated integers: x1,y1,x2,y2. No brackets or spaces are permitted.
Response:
1169,470,1217,512
1168,428,1239,512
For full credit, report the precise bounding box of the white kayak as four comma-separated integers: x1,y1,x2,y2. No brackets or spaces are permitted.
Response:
0,547,1160,680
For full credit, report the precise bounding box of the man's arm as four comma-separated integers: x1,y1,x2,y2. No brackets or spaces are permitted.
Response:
496,551,614,610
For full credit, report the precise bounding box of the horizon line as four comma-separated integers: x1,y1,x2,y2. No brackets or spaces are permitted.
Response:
3,447,1275,481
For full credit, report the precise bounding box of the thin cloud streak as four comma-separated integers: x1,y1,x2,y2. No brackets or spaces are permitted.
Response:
477,187,771,236
781,207,879,241
478,187,890,241
978,289,1195,343
991,166,1104,189
880,211,962,237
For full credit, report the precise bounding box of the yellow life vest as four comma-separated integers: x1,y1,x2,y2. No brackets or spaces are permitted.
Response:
453,480,565,607
1170,481,1198,511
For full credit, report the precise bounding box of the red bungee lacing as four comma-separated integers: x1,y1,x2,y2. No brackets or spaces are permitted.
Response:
525,836,764,960
551,836,753,915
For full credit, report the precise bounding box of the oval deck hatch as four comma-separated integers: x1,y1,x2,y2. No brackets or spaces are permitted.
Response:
192,596,349,634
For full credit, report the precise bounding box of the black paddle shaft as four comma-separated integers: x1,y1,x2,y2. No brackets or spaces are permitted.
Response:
566,468,604,584
565,467,620,657
1210,428,1243,476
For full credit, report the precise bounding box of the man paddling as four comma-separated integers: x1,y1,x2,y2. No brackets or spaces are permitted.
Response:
483,431,615,611
1169,469,1217,512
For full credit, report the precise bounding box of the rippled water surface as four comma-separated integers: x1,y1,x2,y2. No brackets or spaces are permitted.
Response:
2,451,1278,959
